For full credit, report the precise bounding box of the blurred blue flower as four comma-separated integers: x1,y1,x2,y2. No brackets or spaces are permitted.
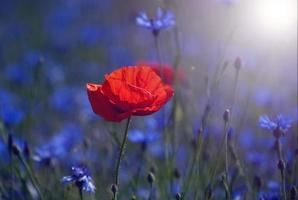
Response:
79,25,102,46
0,138,9,166
5,63,32,85
128,129,159,144
258,181,281,200
61,165,96,193
33,123,82,164
44,62,65,84
136,7,175,35
44,6,78,51
0,89,25,126
50,87,75,113
0,106,24,126
259,114,292,137
23,50,42,68
74,89,97,122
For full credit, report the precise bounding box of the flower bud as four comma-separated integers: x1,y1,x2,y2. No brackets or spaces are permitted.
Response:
12,143,21,156
290,185,297,199
24,141,30,160
111,184,118,195
147,172,155,184
175,192,182,200
223,109,230,123
234,57,242,70
253,175,262,190
149,166,156,175
173,168,180,179
277,159,285,171
130,195,137,200
205,184,212,199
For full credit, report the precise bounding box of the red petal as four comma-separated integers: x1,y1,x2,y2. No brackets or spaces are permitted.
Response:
86,83,132,122
133,84,174,115
102,66,158,110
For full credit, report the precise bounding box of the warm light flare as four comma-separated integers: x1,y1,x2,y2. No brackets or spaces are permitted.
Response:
254,0,297,34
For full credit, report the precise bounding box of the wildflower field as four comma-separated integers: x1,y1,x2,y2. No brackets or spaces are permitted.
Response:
0,0,297,200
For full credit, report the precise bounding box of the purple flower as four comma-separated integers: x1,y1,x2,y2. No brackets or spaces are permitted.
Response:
259,114,292,138
61,165,96,193
136,7,175,35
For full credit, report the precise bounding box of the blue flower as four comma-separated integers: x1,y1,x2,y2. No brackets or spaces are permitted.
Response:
0,106,25,126
0,89,25,126
136,7,175,35
23,50,42,68
0,138,9,166
50,87,75,113
128,129,159,144
61,165,96,193
33,123,82,165
259,114,292,137
5,63,32,85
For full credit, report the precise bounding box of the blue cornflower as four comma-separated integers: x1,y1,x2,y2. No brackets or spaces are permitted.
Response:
0,89,25,126
136,7,175,36
61,165,96,193
5,63,32,85
23,50,42,68
50,87,75,113
128,129,159,144
0,106,25,126
33,123,82,165
259,114,292,138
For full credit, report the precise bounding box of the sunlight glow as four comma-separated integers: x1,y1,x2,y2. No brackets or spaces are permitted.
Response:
254,0,297,34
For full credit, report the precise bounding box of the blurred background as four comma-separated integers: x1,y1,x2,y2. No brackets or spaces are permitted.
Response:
0,0,297,199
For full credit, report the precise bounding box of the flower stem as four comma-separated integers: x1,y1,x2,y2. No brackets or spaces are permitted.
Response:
78,187,83,200
148,182,153,200
223,121,231,200
276,138,287,200
154,35,163,78
114,117,131,199
17,153,44,200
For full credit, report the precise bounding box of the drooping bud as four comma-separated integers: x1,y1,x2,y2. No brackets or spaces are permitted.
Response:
173,168,180,179
147,172,155,184
234,57,242,71
290,185,297,200
205,184,212,199
12,143,21,156
175,192,182,200
149,166,156,175
277,159,286,171
24,141,30,160
110,184,118,195
223,109,230,123
253,175,262,191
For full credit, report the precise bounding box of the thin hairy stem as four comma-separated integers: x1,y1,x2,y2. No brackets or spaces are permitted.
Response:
114,117,131,200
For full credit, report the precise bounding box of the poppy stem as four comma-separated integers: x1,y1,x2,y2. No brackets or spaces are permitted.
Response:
114,116,131,199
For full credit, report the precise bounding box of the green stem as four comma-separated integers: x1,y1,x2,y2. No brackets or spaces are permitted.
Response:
148,182,153,200
79,187,83,200
17,153,44,200
224,121,231,200
276,139,287,200
114,117,131,199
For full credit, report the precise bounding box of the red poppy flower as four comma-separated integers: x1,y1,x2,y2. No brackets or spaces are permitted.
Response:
137,61,186,85
86,66,174,122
